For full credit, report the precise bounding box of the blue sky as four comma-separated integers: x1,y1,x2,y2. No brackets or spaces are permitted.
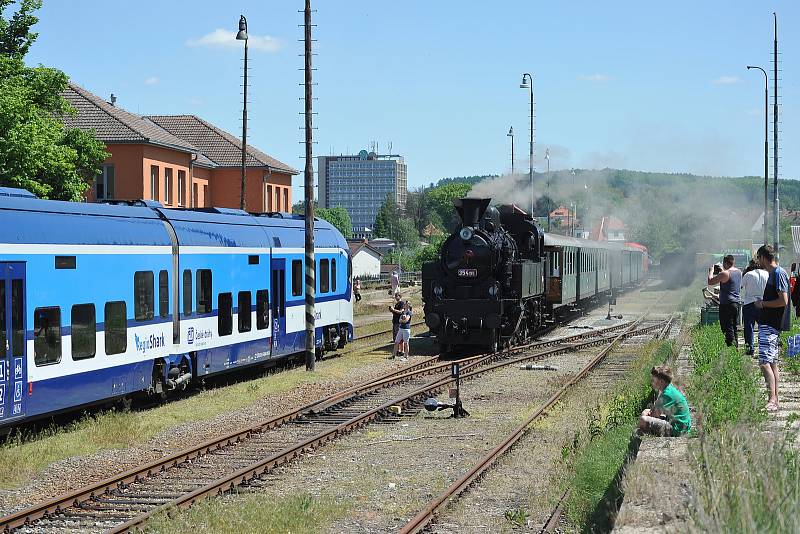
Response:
24,1,799,199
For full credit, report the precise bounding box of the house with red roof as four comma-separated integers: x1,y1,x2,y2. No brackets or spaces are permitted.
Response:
61,83,298,211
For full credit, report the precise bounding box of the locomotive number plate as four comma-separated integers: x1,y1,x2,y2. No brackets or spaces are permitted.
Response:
457,268,478,278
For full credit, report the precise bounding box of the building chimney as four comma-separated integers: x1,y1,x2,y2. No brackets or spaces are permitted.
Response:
110,93,116,106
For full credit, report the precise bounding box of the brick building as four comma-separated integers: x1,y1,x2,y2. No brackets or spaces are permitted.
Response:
62,83,297,211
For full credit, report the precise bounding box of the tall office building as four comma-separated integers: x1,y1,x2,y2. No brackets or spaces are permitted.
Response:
318,150,408,238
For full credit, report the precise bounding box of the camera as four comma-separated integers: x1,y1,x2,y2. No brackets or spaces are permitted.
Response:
712,263,722,275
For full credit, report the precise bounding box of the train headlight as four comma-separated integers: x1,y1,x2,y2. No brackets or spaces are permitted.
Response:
488,284,499,298
433,285,444,297
459,227,474,241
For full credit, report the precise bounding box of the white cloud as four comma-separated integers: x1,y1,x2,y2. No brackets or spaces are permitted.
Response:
186,29,281,52
144,76,159,85
712,76,740,85
578,73,611,82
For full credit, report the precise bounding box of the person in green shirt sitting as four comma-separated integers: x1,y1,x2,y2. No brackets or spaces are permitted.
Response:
637,365,692,437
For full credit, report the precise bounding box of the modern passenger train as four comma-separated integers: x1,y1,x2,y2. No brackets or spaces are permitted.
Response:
0,187,353,427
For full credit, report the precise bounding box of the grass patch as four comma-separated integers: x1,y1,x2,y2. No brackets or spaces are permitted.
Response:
563,340,676,531
686,318,800,531
0,349,388,489
144,492,345,534
687,325,764,430
692,427,800,532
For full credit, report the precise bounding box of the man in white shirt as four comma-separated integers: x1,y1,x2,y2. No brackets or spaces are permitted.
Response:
741,259,769,356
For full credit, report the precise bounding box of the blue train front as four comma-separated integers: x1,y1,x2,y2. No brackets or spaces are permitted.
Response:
0,187,353,427
422,198,546,352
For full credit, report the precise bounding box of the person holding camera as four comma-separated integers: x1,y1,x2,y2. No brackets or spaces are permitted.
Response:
741,259,768,356
707,254,742,347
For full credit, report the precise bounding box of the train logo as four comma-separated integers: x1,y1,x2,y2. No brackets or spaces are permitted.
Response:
187,327,195,345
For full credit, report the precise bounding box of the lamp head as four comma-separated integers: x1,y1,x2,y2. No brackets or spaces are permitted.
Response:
520,73,531,88
507,127,513,136
236,15,248,40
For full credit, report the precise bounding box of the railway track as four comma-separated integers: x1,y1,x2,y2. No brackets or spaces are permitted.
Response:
399,314,677,534
0,318,659,533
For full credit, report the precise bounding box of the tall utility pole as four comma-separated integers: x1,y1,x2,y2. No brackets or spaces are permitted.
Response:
545,148,551,231
520,74,534,215
303,0,316,371
772,12,779,253
236,16,249,210
746,65,769,245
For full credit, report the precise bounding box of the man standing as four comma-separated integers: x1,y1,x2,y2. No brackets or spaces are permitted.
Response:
741,260,769,356
754,245,789,411
390,269,400,295
707,255,742,347
388,292,404,346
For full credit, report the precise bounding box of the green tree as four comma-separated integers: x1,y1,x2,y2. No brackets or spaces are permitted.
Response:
316,206,353,238
427,182,473,229
374,194,400,238
0,0,108,200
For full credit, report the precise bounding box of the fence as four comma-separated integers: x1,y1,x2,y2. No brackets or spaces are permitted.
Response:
356,271,421,289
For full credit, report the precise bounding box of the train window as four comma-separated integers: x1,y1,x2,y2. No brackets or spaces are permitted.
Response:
105,301,127,355
196,270,212,314
238,291,252,333
320,259,330,293
134,271,154,321
218,292,232,336
34,306,61,366
183,270,192,317
256,289,269,330
71,303,96,360
0,284,4,358
159,270,169,318
292,260,303,296
331,259,337,292
11,280,22,357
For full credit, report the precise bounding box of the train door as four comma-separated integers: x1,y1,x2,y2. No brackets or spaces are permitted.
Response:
270,259,287,355
0,263,26,422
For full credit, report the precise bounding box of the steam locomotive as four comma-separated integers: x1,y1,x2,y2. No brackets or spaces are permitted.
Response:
422,198,646,352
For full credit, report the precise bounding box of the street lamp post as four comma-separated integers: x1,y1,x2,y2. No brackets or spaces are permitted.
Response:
520,74,534,216
747,65,769,246
236,15,248,210
507,127,514,175
545,148,551,231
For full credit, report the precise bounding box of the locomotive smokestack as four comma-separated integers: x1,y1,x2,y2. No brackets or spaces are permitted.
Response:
454,198,491,227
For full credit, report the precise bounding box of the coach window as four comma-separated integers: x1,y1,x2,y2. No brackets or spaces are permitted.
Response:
183,269,192,316
256,289,269,330
196,270,212,314
0,284,4,358
218,292,232,336
331,259,337,292
71,304,96,360
158,270,169,318
105,301,127,355
320,259,330,293
291,260,303,296
134,271,154,321
34,307,61,366
238,291,252,333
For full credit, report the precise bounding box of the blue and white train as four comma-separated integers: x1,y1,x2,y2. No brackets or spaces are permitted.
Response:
0,187,353,427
